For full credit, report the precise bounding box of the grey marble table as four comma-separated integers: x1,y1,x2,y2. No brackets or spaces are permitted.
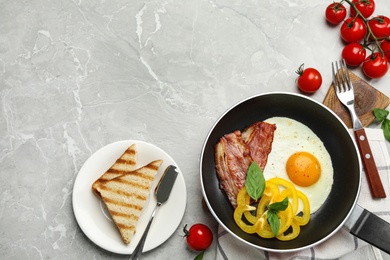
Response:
1,0,390,259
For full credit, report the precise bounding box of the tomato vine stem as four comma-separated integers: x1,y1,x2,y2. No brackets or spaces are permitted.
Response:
341,0,385,58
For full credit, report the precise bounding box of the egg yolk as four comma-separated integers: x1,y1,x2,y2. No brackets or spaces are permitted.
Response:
286,152,321,187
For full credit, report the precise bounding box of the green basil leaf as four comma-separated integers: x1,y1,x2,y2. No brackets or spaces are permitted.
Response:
373,108,389,122
268,197,289,211
245,161,265,201
267,210,280,237
382,118,390,142
194,251,204,260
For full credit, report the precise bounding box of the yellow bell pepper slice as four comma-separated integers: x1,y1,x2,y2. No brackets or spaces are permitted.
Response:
233,177,311,241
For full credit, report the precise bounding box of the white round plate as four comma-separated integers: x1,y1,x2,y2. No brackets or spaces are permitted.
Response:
72,140,187,254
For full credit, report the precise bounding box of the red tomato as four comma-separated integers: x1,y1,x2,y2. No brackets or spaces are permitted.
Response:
342,43,367,66
362,53,389,79
368,16,390,39
296,64,322,93
325,3,347,25
183,224,213,251
340,17,367,43
380,40,390,60
350,0,375,18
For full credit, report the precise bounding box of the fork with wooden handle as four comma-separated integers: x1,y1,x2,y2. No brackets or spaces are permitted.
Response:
332,59,386,198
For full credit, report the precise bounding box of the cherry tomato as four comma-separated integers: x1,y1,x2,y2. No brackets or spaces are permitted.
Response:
380,39,390,61
362,53,389,79
325,2,347,25
368,16,390,39
350,0,375,18
342,43,367,66
295,64,322,93
340,17,367,43
183,224,213,251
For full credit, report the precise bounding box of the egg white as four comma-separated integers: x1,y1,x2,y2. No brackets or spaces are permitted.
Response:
263,117,334,214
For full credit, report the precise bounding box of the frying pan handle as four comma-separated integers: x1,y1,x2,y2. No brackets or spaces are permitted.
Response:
347,205,390,254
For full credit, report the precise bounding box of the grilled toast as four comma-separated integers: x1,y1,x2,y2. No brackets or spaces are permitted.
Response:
96,159,163,244
92,144,138,196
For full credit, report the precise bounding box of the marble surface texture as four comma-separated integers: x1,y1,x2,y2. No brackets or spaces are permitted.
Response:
1,0,390,259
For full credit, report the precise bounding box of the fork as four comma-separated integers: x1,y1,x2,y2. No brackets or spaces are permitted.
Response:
332,59,386,198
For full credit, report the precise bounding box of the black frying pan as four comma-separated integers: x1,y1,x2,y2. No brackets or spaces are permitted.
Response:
200,92,390,253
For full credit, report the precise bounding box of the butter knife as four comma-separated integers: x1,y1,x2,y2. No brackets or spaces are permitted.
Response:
129,165,179,259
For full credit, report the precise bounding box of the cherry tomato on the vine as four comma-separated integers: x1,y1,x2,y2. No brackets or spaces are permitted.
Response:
362,53,389,79
295,64,322,93
340,17,367,43
183,223,213,251
350,0,375,18
368,16,390,40
342,43,367,66
325,2,347,25
380,40,390,61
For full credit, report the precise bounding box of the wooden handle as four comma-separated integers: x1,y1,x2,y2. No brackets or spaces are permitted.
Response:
354,129,386,198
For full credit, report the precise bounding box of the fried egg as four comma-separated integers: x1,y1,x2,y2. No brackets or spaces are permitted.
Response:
263,117,333,214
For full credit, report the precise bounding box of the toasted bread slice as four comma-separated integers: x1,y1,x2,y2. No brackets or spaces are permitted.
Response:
96,159,163,244
92,144,137,196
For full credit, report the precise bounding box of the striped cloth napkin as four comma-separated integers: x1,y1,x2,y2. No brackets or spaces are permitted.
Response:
216,128,390,260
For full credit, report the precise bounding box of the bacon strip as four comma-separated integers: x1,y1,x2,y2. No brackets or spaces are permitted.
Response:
242,121,276,170
215,130,252,208
214,122,276,208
